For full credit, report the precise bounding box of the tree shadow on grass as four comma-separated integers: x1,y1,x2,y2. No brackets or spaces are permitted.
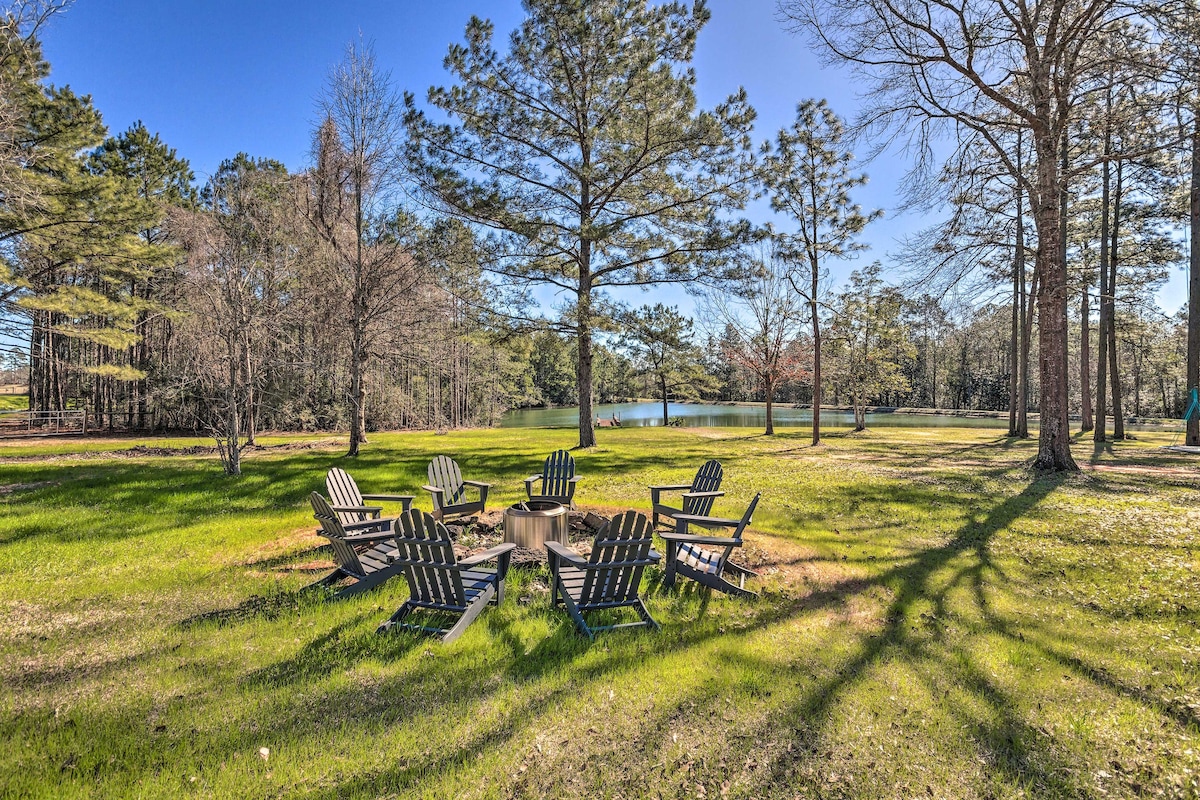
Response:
734,475,1084,794
176,588,313,631
727,468,1200,796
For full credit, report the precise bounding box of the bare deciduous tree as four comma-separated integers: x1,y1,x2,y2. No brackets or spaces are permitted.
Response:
307,40,416,456
703,247,809,436
175,156,292,475
781,0,1125,470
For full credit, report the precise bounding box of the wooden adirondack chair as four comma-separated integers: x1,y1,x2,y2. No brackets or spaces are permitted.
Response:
649,459,724,528
325,467,414,526
307,492,404,599
524,449,582,508
377,509,516,643
545,510,661,639
423,455,490,521
660,493,761,599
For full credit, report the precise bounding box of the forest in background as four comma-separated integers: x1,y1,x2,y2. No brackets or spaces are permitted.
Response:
1,0,1198,473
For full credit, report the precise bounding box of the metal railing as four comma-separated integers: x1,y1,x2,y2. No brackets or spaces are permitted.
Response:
0,409,87,437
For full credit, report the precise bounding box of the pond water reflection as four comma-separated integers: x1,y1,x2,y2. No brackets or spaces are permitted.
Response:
499,401,1177,431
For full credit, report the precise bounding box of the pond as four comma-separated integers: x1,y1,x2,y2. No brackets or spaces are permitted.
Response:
500,401,1181,431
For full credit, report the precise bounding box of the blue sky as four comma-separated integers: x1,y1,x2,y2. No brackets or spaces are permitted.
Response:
38,0,1188,313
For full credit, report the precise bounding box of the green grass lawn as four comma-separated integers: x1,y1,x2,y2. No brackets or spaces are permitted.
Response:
0,393,28,411
2,426,1198,798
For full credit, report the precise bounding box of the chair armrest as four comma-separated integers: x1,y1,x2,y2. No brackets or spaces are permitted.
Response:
459,542,518,567
342,517,395,532
648,549,662,563
681,490,724,499
524,474,543,484
671,513,742,529
567,475,582,483
659,531,744,547
331,504,384,515
648,483,693,491
340,529,397,544
421,485,444,496
462,480,492,489
545,540,588,568
360,494,416,503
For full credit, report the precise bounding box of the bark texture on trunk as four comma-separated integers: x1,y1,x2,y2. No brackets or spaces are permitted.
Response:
1080,281,1093,432
1031,127,1078,471
765,382,775,436
1066,130,1094,434
661,374,669,426
809,262,822,446
1009,261,1019,436
1095,116,1111,444
348,321,368,456
577,241,596,448
1015,172,1032,439
1188,115,1200,445
1108,160,1125,441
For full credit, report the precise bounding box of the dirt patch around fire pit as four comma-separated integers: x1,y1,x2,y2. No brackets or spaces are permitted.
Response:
445,508,609,566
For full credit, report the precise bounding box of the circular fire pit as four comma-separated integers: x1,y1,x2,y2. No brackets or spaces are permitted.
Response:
503,501,568,549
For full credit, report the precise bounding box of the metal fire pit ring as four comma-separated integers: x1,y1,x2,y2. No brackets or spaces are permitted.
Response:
503,501,569,550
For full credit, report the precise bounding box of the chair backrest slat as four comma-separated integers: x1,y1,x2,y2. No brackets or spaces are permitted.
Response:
580,510,654,605
309,492,365,577
394,509,466,607
326,468,368,524
683,459,724,517
428,456,466,506
540,449,575,499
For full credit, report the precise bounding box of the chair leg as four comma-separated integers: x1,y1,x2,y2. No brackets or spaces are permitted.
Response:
662,545,678,591
548,559,561,607
442,585,495,644
493,574,506,606
301,569,343,593
634,599,660,631
377,601,415,634
559,592,594,640
714,576,758,599
334,568,391,599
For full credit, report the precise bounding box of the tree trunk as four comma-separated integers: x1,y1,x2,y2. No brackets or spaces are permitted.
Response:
661,373,669,426
765,379,775,435
1068,129,1093,434
577,243,596,448
1095,111,1112,444
1009,258,1019,436
1080,280,1093,432
1132,337,1142,416
348,320,368,456
1010,131,1034,438
1017,205,1035,439
1187,113,1200,446
930,336,938,408
243,335,257,446
809,259,822,446
1030,125,1078,471
1109,159,1125,441
224,337,241,476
